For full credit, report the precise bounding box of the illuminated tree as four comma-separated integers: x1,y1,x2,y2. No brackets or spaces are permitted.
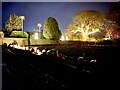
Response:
43,17,62,40
65,10,105,41
5,14,22,31
4,14,23,36
101,19,120,40
106,2,120,39
65,10,119,41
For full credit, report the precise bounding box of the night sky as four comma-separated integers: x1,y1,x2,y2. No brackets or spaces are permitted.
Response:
2,2,114,34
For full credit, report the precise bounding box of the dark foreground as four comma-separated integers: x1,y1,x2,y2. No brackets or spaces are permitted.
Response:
2,44,120,89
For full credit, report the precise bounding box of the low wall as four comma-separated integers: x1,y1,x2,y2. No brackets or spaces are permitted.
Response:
2,38,60,46
1,38,115,46
2,38,27,45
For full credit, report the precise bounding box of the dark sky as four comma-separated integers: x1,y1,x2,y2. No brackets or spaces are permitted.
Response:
2,2,113,34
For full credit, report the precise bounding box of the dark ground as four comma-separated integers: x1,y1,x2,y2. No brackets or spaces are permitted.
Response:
2,44,120,89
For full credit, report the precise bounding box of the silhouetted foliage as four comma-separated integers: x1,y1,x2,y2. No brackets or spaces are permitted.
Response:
2,28,12,37
107,2,120,26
